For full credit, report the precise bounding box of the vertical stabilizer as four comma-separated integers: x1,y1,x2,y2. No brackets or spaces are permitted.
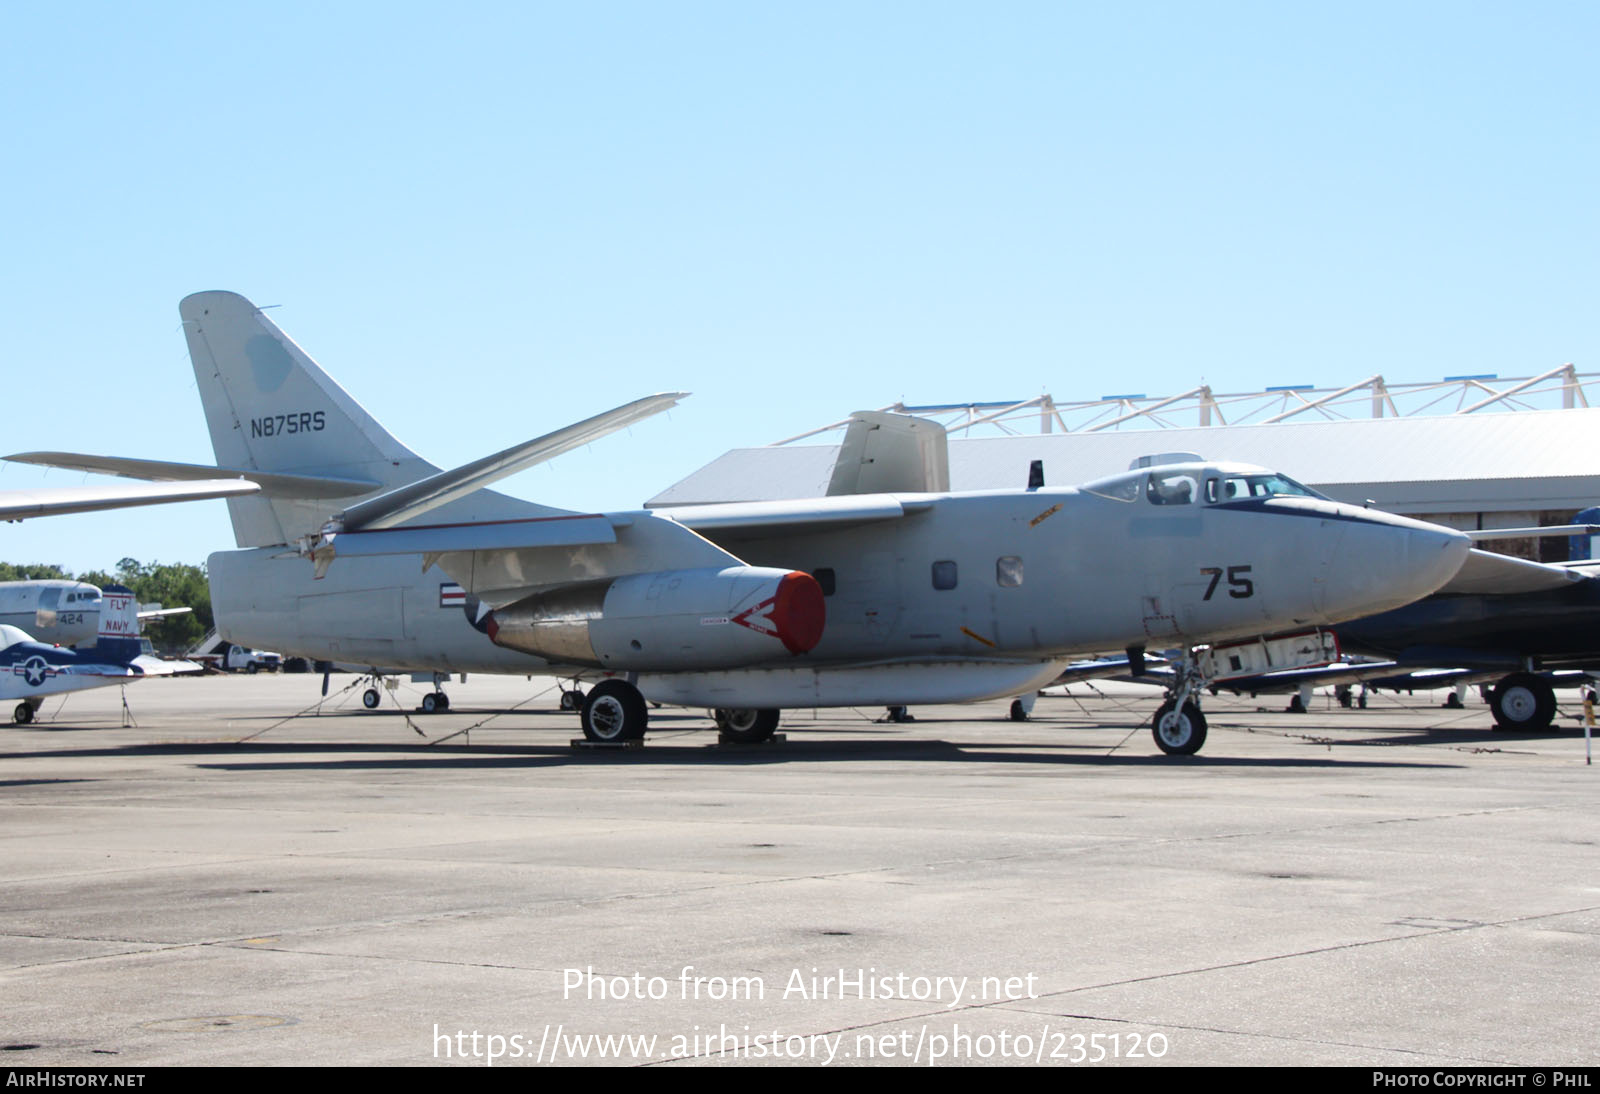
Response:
826,411,950,496
95,584,142,664
181,292,441,547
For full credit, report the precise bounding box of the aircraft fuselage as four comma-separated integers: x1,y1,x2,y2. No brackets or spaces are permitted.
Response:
208,465,1468,706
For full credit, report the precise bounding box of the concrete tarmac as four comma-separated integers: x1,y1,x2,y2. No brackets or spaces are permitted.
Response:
1,673,1596,1067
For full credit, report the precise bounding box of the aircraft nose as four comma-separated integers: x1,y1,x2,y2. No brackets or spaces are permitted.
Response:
1320,515,1470,622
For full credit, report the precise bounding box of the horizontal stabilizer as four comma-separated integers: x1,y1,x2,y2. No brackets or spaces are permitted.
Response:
1437,548,1587,596
137,606,193,621
0,479,260,521
338,392,688,532
131,655,203,676
327,514,618,558
5,452,380,499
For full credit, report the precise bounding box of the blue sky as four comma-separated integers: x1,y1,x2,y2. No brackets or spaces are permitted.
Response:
3,1,1596,573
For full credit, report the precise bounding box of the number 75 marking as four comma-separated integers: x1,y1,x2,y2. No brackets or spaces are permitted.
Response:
1200,565,1254,600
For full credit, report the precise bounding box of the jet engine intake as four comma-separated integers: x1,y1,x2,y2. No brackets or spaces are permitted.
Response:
483,566,825,671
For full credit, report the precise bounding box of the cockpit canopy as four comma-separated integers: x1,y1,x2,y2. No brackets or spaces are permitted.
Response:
1081,463,1326,506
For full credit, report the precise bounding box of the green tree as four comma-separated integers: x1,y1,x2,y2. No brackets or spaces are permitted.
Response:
109,559,212,654
0,562,71,581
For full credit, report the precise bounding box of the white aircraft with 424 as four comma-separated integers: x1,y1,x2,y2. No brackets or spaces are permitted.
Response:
8,291,1481,754
0,580,193,648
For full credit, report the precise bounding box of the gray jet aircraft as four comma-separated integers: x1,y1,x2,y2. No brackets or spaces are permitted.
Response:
8,291,1477,755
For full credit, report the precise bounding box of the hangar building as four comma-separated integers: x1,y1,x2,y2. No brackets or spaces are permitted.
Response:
649,371,1600,561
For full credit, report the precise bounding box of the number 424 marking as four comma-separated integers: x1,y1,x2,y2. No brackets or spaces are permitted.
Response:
1201,565,1254,600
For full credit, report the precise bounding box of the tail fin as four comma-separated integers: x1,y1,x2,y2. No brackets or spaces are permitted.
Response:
1570,506,1600,561
181,291,544,547
826,411,950,496
95,585,142,664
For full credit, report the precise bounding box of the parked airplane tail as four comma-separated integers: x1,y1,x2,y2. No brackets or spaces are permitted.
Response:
93,584,143,664
180,291,438,548
180,291,560,549
1569,506,1600,561
11,293,683,555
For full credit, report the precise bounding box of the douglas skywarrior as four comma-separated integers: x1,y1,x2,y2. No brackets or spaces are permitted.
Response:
9,291,1492,755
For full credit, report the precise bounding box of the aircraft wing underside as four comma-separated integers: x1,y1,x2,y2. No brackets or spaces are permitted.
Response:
323,511,746,607
5,452,380,499
0,479,261,521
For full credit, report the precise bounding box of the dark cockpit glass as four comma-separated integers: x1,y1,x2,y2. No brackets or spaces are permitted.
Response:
1081,471,1144,503
1204,473,1325,503
1082,467,1328,505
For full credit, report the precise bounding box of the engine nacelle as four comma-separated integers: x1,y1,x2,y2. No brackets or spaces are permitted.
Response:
483,566,825,671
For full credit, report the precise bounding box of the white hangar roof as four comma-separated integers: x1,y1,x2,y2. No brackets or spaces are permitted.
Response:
649,374,1600,517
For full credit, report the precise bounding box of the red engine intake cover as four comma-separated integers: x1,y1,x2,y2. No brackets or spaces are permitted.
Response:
770,570,826,654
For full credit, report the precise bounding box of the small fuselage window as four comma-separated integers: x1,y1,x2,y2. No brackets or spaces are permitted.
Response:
996,556,1023,587
932,560,958,590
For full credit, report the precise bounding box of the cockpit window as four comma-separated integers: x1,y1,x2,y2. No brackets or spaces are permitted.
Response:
1146,472,1197,506
1081,471,1143,503
1205,473,1325,503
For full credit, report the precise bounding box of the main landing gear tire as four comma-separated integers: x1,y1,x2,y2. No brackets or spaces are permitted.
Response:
13,702,33,726
714,708,779,743
1152,700,1207,756
582,680,648,743
1488,673,1556,732
362,688,381,709
421,692,450,714
1009,699,1029,722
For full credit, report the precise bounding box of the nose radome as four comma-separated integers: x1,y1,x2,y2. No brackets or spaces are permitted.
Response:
1321,516,1471,624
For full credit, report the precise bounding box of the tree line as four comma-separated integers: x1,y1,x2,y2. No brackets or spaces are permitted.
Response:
0,559,212,654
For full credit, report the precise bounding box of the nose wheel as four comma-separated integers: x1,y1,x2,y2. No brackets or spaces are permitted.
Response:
1152,650,1209,755
1152,699,1208,755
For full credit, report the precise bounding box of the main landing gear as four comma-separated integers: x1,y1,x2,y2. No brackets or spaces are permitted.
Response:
713,707,780,743
566,680,783,745
1488,673,1557,732
580,680,649,743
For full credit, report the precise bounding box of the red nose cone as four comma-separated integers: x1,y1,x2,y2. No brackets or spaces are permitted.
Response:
772,571,826,654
